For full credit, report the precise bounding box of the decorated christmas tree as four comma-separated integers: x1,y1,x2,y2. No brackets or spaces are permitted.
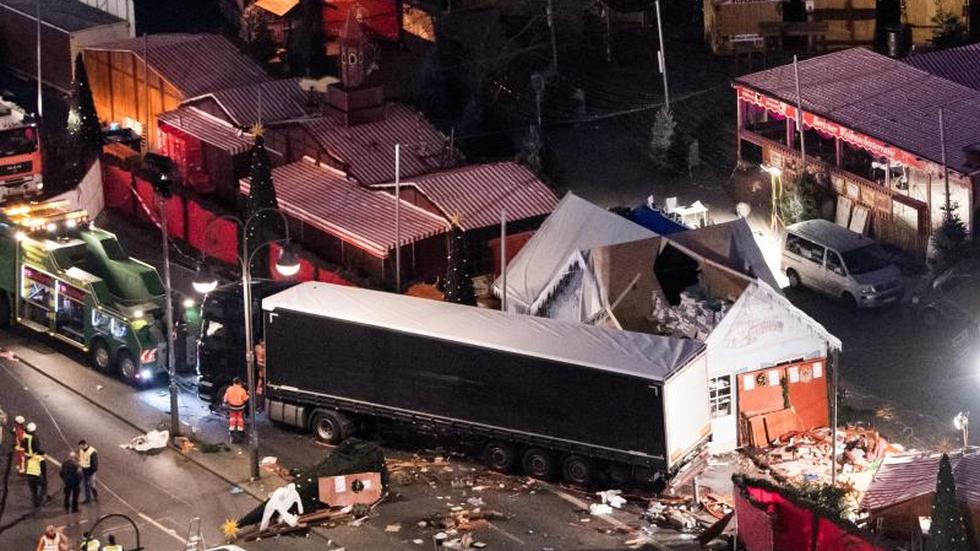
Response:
66,53,103,182
244,128,284,278
649,106,676,171
926,453,969,551
443,219,475,305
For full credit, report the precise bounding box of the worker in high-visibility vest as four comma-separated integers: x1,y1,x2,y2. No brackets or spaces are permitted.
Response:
101,535,122,551
223,377,249,442
13,415,26,474
35,525,68,551
25,448,46,508
78,440,99,503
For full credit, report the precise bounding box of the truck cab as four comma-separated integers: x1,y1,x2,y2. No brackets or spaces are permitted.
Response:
0,201,167,384
196,279,293,408
0,96,43,201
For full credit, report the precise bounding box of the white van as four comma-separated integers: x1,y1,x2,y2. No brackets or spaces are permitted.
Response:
782,219,902,308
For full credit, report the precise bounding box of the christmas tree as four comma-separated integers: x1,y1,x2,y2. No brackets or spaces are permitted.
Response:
649,106,676,171
244,129,284,278
66,54,103,182
443,219,475,305
925,453,969,551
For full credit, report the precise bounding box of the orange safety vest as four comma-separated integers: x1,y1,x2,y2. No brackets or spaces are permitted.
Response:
224,384,249,410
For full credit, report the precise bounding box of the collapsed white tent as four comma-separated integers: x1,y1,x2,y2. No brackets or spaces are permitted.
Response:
492,192,654,314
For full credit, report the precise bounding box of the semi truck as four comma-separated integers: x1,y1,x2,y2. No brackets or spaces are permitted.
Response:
259,282,712,485
0,201,167,383
0,96,43,202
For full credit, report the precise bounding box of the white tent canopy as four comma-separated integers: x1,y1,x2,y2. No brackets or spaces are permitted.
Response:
492,192,655,314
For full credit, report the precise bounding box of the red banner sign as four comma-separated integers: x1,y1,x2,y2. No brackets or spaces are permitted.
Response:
737,86,926,170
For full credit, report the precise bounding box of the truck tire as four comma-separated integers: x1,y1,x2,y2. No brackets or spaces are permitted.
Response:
0,293,10,328
90,340,112,373
561,455,594,486
116,351,138,384
482,441,516,472
311,410,353,444
521,448,555,480
786,269,801,289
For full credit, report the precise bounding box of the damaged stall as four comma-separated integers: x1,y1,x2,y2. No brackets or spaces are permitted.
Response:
528,217,841,455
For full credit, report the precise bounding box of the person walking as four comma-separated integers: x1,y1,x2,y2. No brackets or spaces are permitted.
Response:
80,532,100,551
60,452,82,513
24,421,41,463
35,525,69,551
25,447,47,508
78,440,99,503
12,415,26,474
223,377,249,442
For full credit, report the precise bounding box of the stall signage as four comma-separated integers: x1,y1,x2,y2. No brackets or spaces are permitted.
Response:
737,86,926,170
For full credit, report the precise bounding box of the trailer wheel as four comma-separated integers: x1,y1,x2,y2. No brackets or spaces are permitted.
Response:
90,340,112,373
521,448,555,480
561,455,594,486
0,293,10,328
311,410,353,444
482,441,516,472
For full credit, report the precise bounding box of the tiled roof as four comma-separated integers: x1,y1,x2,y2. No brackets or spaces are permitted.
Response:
735,47,980,174
88,34,271,97
861,451,980,512
299,104,454,185
157,107,253,154
187,78,312,127
905,44,980,92
240,158,449,258
378,162,558,231
0,0,124,32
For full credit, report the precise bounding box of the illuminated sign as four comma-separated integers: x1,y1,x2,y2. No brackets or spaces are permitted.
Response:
737,86,927,170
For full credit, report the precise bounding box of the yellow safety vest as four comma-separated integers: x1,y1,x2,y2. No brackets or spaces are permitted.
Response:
79,446,97,469
103,546,123,551
82,538,100,551
26,454,43,476
22,433,34,455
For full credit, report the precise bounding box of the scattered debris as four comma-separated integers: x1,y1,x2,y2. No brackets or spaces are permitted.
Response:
589,503,614,516
596,489,626,509
230,487,244,495
121,429,169,452
384,523,401,533
260,456,278,466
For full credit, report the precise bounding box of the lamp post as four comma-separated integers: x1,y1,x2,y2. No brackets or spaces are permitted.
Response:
192,208,300,480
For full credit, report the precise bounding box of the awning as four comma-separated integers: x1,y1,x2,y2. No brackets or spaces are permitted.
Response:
255,0,299,17
157,107,252,155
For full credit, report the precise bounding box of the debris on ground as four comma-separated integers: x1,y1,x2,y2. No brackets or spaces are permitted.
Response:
174,436,195,454
589,503,614,516
596,489,626,509
425,508,509,532
121,429,169,452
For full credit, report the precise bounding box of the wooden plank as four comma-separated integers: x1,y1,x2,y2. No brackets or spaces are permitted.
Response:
835,195,852,227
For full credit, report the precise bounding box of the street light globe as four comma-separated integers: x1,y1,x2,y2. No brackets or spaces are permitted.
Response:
192,265,219,295
275,243,301,277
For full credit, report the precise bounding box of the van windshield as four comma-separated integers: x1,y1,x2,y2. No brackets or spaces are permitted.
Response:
841,245,890,275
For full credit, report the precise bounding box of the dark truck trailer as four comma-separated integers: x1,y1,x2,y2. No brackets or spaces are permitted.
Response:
263,282,711,484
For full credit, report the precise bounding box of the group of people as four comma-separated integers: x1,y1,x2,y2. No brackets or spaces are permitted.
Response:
35,525,122,551
14,415,100,512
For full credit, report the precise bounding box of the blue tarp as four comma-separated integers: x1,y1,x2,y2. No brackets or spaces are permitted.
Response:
628,206,689,235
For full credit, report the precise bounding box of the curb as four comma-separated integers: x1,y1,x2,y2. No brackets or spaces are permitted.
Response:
6,346,269,504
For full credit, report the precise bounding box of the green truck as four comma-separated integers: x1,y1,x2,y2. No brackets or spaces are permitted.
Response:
0,201,167,384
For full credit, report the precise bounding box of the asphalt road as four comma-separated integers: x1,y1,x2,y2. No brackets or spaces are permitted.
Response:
0,329,671,551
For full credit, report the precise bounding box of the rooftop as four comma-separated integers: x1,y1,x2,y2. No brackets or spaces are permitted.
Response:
87,34,271,97
735,47,980,174
187,78,313,128
263,282,705,382
378,162,558,231
904,43,980,92
298,103,455,185
241,158,449,258
862,451,980,511
0,0,124,32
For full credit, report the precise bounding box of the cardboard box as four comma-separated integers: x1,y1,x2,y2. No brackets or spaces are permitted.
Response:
317,472,382,507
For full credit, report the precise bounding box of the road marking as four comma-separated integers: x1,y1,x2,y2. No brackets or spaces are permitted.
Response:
137,513,186,544
487,523,525,545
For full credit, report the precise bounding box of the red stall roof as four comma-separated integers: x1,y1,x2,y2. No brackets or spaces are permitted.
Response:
240,158,449,258
298,104,455,185
374,162,558,231
88,34,272,98
184,78,312,128
905,43,980,93
862,451,980,512
157,107,253,154
735,47,980,174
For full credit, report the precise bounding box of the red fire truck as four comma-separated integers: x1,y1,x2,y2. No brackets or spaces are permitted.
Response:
0,96,43,202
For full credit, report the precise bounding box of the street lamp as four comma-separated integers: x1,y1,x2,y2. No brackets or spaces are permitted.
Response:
192,208,300,480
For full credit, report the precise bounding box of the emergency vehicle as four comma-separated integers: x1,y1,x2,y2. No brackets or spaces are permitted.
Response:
0,96,43,202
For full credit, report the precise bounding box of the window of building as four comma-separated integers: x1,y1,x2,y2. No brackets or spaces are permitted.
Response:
709,375,732,418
